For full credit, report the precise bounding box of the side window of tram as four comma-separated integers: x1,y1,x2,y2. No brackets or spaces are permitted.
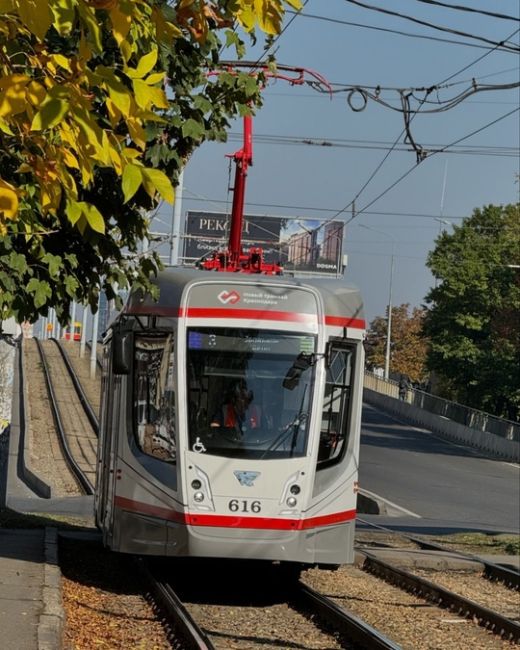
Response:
318,346,353,465
133,335,176,463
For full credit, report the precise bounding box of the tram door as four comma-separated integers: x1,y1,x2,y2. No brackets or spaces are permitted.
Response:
96,341,121,539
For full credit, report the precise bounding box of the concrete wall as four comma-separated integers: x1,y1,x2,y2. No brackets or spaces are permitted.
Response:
364,388,520,463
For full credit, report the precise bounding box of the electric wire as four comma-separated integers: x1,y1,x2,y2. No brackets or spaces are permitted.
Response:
287,9,517,52
343,0,520,52
348,106,520,223
323,25,520,227
407,0,520,23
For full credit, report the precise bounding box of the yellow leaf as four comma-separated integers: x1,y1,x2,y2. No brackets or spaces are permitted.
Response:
66,199,82,225
16,0,53,40
105,97,122,128
0,179,19,219
0,1,15,14
78,33,92,65
0,117,14,135
26,81,46,106
31,97,70,130
253,0,282,35
78,2,103,52
107,139,122,174
151,6,182,43
141,168,174,204
122,163,142,202
133,79,168,110
109,2,131,45
0,74,30,89
126,117,146,149
126,49,158,80
98,68,131,115
121,148,141,160
145,72,165,86
0,85,28,118
50,0,75,35
51,53,72,72
61,148,79,170
83,203,105,234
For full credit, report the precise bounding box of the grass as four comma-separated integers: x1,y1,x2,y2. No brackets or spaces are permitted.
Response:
431,532,520,556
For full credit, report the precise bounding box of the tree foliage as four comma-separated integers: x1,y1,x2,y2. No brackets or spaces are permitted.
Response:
423,203,520,420
365,303,429,383
0,0,301,325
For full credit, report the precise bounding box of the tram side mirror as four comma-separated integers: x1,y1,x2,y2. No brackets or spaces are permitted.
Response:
283,353,313,390
112,329,132,375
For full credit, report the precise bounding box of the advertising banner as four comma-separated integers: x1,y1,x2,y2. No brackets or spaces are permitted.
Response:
182,211,344,275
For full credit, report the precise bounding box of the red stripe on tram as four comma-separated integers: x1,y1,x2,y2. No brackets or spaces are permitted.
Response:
180,307,317,323
114,496,356,530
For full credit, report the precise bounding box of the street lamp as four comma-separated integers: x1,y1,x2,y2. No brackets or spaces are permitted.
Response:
359,224,396,380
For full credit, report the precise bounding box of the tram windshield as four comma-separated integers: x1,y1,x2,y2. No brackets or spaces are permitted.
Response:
186,328,315,459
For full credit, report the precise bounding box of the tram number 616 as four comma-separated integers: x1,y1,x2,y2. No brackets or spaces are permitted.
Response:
228,499,261,513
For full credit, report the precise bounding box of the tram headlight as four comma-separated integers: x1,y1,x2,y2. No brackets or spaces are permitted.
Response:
191,479,202,489
193,491,205,503
286,496,297,508
289,485,301,495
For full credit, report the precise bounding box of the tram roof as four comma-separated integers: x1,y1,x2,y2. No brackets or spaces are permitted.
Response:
121,267,364,323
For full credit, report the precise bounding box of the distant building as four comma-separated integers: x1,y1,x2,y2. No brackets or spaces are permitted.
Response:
321,223,344,263
287,230,319,266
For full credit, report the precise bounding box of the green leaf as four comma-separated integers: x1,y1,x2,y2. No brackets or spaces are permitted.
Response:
181,118,205,140
8,252,27,275
42,253,62,278
64,275,79,297
26,278,51,308
122,164,142,203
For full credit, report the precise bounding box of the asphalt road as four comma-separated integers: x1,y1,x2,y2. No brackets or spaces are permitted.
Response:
358,403,520,535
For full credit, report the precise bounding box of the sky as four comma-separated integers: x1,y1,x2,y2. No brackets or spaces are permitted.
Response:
151,0,519,326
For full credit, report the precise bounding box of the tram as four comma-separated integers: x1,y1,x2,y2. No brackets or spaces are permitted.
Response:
63,321,82,341
94,113,366,567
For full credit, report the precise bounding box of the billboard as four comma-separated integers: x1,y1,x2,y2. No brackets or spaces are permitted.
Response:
182,211,344,275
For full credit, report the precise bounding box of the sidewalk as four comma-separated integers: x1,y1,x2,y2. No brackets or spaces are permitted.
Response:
0,528,62,650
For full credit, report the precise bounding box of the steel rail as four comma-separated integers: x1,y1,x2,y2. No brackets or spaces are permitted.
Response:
136,559,216,650
35,338,94,495
408,535,520,590
361,551,520,642
357,516,520,590
52,339,99,434
297,582,402,649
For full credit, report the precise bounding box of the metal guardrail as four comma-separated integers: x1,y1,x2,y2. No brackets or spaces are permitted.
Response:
364,372,520,443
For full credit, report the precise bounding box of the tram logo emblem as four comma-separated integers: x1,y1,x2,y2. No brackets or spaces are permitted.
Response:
234,471,260,487
218,290,240,305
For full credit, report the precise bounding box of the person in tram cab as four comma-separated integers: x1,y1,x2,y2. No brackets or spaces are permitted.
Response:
210,380,262,435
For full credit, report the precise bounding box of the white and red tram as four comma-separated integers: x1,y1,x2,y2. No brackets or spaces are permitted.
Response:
95,268,365,566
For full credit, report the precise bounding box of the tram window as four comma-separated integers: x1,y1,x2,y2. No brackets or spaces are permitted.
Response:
186,327,315,460
317,345,354,467
133,334,176,463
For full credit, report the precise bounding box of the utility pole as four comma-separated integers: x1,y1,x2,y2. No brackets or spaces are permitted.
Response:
169,169,184,266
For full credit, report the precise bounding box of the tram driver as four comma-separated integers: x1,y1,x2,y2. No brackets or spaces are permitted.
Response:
210,380,262,435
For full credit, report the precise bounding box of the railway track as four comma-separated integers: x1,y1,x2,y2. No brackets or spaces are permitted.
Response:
358,516,520,590
18,338,520,648
32,338,97,494
140,558,401,649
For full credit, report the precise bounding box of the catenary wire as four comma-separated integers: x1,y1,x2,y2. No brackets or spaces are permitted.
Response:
287,9,517,53
407,0,520,23
343,0,520,52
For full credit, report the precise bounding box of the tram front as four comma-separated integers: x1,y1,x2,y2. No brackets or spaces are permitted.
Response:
179,277,364,566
